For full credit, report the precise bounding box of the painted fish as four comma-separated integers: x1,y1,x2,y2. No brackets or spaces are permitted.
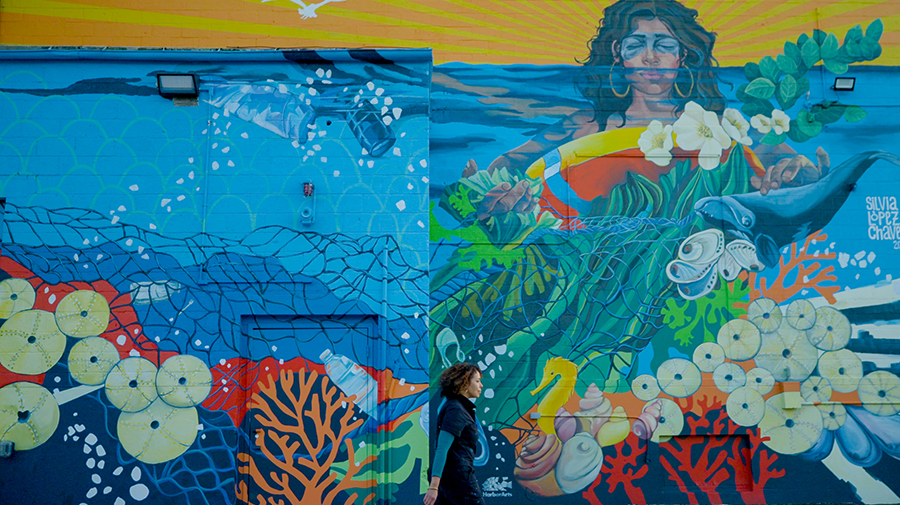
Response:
694,151,900,268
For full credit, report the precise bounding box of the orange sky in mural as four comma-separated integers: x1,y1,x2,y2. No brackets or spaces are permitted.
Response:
1,0,899,65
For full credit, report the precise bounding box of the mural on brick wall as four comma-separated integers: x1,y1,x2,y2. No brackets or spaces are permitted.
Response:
430,0,900,503
0,51,431,504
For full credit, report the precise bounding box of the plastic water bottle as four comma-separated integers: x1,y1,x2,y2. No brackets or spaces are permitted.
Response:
319,349,377,418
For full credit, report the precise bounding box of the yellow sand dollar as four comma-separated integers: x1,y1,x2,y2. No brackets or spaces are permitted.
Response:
68,337,121,386
156,355,212,408
692,342,725,373
759,393,823,455
632,374,660,401
801,376,832,404
117,398,198,464
806,306,851,351
726,386,765,427
0,309,66,375
105,357,158,412
0,278,36,318
857,371,900,416
754,326,817,382
785,299,816,331
650,398,684,438
55,290,110,339
745,367,775,395
717,319,761,361
747,297,782,333
656,358,701,398
818,349,863,393
0,382,60,450
713,362,746,393
817,403,847,431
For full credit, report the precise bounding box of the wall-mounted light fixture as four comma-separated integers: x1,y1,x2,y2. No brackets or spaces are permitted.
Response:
157,73,199,98
833,77,856,91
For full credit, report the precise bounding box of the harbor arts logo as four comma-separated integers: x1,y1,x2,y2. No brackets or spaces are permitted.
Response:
866,196,900,243
482,476,513,498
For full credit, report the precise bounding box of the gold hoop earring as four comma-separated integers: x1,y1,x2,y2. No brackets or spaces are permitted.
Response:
609,60,630,98
674,64,694,98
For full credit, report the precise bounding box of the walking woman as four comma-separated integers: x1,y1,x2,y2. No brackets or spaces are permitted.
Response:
423,362,485,505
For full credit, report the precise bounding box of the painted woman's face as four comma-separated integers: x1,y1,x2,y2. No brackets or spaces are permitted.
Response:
615,18,683,97
465,372,483,399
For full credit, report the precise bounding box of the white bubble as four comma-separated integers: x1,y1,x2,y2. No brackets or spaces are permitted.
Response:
86,458,95,469
86,488,98,499
396,200,407,211
86,433,97,445
130,484,150,501
115,498,125,505
129,185,139,191
117,335,127,345
103,487,112,494
92,474,101,484
131,466,142,481
113,466,123,476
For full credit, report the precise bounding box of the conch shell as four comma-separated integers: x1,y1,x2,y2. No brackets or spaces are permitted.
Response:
574,383,612,437
554,407,577,443
514,433,564,496
556,432,604,494
597,406,630,447
632,399,662,440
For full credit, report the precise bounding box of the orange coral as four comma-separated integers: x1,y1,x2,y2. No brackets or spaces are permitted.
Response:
748,230,839,305
236,369,376,505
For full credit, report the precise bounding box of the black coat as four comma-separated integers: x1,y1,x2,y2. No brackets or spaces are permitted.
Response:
435,394,485,505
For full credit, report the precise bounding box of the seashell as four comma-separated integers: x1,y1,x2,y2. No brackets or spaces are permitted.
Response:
652,399,685,438
656,358,702,398
0,278,36,318
756,326,818,382
633,400,661,440
514,433,564,496
747,297,782,334
631,374,660,402
597,406,630,447
857,371,900,416
554,407,577,443
693,342,725,373
785,299,817,331
717,319,761,362
0,382,60,451
666,259,718,301
807,306,851,351
0,309,66,375
117,398,198,464
725,239,762,272
55,290,111,339
555,432,603,494
713,362,747,394
818,349,863,393
574,383,611,436
759,393,823,455
677,229,724,264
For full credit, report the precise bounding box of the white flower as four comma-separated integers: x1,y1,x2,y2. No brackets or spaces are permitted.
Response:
722,108,752,146
673,101,731,170
638,120,674,167
771,109,790,134
751,114,771,134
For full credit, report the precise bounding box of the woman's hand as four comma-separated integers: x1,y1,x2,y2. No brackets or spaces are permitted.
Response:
463,159,540,221
423,487,439,505
752,146,830,195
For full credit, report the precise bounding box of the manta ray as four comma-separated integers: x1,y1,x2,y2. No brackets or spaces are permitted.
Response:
694,151,900,268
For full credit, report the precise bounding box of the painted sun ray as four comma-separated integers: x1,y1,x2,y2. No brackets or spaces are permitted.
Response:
467,0,596,54
499,0,591,42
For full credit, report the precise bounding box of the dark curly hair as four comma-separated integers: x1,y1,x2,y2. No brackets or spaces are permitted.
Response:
439,362,481,396
576,0,726,128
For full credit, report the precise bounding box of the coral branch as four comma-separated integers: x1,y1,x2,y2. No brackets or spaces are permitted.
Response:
748,231,839,304
236,368,376,505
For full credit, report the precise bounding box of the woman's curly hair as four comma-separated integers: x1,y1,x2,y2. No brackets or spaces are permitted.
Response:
576,0,725,128
439,362,481,396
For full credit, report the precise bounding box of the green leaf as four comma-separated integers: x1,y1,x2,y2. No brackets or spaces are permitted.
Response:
811,101,846,124
824,58,849,74
759,56,781,81
736,83,751,102
866,19,884,42
777,53,799,75
760,130,787,146
797,76,810,97
860,37,882,61
798,33,810,46
820,33,839,59
777,74,799,110
844,25,864,44
813,29,827,45
745,77,776,99
801,39,821,67
840,43,861,62
844,105,868,122
787,122,813,143
742,100,774,118
785,41,803,65
796,110,823,136
743,62,761,82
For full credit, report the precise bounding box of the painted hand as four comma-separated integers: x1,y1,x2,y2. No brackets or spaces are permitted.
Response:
464,159,539,221
423,488,438,505
752,146,830,195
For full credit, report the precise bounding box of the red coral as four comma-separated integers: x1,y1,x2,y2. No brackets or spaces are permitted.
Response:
587,434,648,505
